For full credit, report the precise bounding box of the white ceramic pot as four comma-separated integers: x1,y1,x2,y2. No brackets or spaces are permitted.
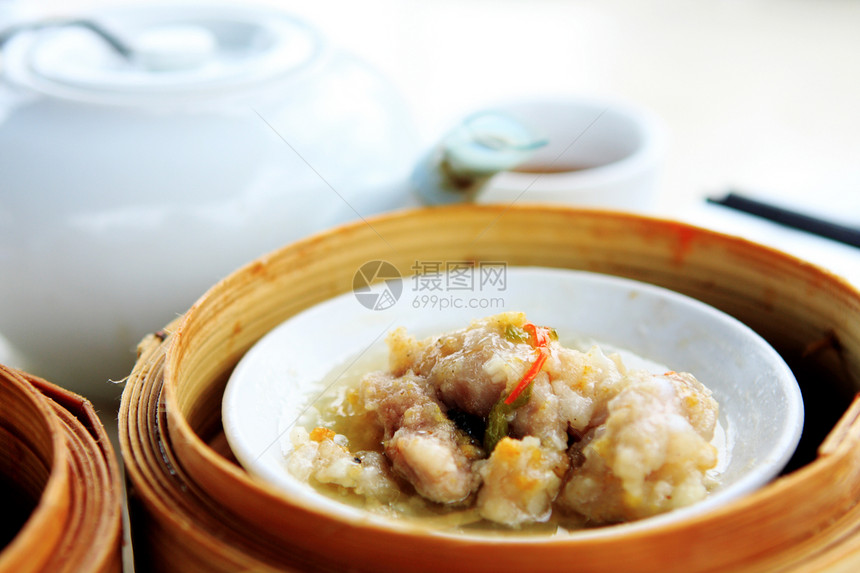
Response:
0,3,419,398
410,96,665,211
478,97,665,211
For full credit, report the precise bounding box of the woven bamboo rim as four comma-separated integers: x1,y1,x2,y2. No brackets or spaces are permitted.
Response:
0,365,123,573
121,205,860,572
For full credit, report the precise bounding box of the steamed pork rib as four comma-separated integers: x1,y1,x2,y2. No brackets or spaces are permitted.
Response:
360,371,482,504
559,371,719,522
288,312,720,528
476,436,566,526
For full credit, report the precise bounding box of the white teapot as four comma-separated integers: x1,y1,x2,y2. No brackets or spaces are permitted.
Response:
0,3,419,398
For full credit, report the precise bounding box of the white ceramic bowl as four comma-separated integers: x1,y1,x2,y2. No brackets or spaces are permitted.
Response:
222,267,803,537
477,96,665,211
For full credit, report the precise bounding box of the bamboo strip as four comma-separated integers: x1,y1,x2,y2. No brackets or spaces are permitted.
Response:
0,365,122,573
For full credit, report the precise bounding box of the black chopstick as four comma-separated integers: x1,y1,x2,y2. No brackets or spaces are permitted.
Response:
706,191,860,249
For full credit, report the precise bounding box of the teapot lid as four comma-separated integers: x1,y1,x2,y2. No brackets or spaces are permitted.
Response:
1,3,323,103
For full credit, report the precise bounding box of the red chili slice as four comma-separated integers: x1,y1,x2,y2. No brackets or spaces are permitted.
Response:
504,322,552,405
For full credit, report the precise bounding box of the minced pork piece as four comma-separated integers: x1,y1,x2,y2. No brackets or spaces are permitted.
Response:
287,312,719,529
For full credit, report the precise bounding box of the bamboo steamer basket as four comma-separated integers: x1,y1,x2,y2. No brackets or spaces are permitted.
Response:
0,365,122,573
120,205,860,572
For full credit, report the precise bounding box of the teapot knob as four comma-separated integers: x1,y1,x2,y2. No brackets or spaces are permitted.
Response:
131,24,217,71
